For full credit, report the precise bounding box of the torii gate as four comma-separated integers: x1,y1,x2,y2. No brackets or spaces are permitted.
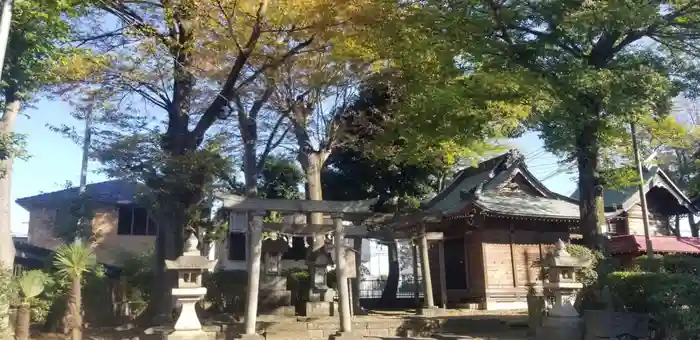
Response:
219,194,444,340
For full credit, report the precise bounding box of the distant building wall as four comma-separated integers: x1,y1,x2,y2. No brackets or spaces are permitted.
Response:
26,205,154,265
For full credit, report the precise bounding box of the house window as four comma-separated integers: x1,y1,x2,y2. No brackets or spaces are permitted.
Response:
228,232,247,261
117,205,157,236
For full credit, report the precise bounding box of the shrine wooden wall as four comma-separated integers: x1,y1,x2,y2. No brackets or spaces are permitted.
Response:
474,219,569,302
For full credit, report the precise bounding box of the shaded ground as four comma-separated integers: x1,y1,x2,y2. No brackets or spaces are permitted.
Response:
32,309,531,340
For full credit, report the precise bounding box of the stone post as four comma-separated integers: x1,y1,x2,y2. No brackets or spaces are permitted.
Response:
243,212,265,338
333,214,352,333
438,240,448,309
351,237,363,315
412,241,420,309
419,224,435,310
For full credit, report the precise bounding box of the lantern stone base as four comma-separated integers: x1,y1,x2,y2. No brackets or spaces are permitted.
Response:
305,301,338,317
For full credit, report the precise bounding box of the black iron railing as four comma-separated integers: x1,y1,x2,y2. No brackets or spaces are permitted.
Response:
359,274,424,299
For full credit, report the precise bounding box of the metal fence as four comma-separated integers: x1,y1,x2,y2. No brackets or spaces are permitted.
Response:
359,274,424,299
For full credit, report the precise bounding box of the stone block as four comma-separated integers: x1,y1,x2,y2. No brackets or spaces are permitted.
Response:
232,333,265,340
366,328,391,337
305,301,337,317
583,310,649,340
161,330,217,340
417,307,444,317
328,331,364,340
307,329,325,339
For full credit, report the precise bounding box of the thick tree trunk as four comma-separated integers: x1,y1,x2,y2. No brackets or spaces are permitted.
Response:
14,303,30,340
243,142,258,197
378,241,399,308
0,93,19,338
0,94,18,270
576,123,604,250
67,277,82,340
299,151,329,249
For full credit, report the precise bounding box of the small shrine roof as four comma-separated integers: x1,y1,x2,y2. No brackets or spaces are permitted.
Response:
474,192,580,220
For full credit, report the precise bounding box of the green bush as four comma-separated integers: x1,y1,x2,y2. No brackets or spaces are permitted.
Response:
0,267,17,339
607,271,700,340
565,244,603,286
633,254,700,275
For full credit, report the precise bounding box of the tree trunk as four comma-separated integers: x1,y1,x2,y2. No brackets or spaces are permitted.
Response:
14,303,30,340
299,151,329,256
690,213,698,238
243,142,258,197
67,277,82,340
0,93,19,270
378,241,399,308
576,123,604,250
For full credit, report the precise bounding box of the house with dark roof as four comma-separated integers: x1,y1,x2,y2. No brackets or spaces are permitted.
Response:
15,180,156,265
394,149,698,310
569,166,699,261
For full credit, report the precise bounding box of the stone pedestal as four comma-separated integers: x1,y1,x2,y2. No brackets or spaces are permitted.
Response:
259,275,293,315
172,288,207,331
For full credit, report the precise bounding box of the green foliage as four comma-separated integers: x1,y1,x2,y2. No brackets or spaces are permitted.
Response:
633,254,700,275
258,157,302,200
565,244,603,287
0,267,17,338
607,271,700,339
53,244,102,280
4,0,90,96
203,270,248,313
116,248,154,314
15,270,49,301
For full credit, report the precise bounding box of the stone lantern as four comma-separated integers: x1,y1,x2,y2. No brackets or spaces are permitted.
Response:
165,233,218,334
540,239,590,310
535,239,591,340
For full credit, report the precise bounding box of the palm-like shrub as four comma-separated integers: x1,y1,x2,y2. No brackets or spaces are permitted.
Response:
53,244,101,340
14,270,49,340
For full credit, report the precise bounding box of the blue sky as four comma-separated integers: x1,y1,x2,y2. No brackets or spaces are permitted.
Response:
9,100,576,236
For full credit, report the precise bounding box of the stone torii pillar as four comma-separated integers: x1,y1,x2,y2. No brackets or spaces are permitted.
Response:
240,211,265,340
331,213,354,339
418,223,436,314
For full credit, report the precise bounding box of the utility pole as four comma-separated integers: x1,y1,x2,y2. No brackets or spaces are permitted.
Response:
0,0,13,83
630,120,655,258
75,108,92,245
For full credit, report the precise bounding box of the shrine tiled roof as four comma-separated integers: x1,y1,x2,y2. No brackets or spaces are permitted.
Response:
473,192,580,220
609,235,700,254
